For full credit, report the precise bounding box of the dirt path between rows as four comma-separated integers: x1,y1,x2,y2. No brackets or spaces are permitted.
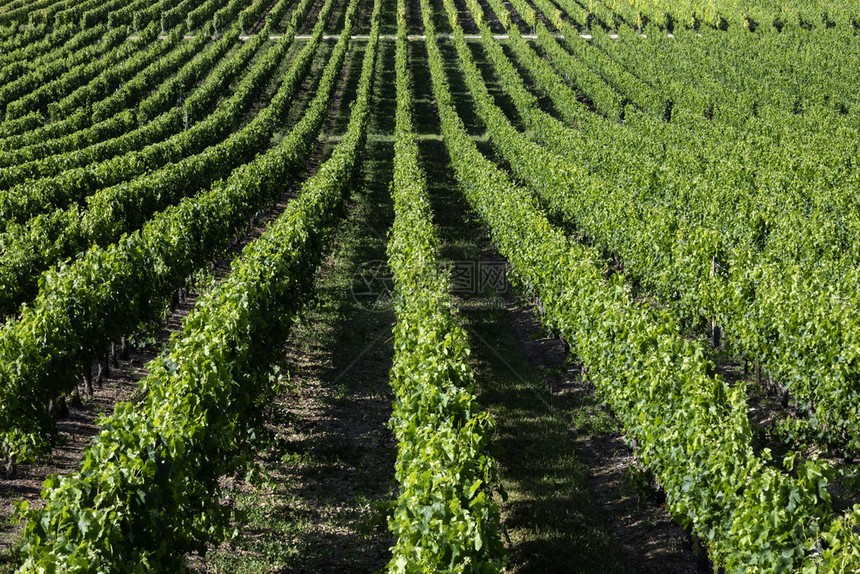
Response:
409,26,711,571
188,34,399,573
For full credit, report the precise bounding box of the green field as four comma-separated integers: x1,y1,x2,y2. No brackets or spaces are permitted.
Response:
1,0,860,571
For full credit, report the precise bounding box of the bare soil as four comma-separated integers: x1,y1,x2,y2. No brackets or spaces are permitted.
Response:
506,298,710,574
187,35,397,573
410,24,710,569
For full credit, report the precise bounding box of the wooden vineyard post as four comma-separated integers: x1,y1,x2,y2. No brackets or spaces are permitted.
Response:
84,367,94,397
711,256,720,349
